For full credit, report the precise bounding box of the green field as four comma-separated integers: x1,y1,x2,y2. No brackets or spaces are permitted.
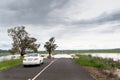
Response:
38,49,120,54
53,49,120,54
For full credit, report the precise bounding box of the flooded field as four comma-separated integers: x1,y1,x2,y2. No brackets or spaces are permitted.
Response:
0,53,120,62
0,55,20,62
84,53,120,61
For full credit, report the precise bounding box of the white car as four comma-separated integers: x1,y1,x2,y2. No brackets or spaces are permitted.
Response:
23,53,44,66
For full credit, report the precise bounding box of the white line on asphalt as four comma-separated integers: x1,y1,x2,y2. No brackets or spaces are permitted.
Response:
31,59,57,80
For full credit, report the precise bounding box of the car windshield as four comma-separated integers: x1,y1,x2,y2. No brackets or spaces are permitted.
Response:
26,54,38,57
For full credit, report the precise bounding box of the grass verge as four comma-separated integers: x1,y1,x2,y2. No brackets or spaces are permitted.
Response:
0,59,22,71
74,55,115,69
74,55,120,80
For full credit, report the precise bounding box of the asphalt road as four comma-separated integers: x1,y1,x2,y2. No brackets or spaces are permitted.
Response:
0,58,95,80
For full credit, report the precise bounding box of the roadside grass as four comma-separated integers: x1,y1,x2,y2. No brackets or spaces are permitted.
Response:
74,55,117,69
0,59,22,71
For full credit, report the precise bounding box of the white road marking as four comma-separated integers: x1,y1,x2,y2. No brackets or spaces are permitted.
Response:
31,59,57,80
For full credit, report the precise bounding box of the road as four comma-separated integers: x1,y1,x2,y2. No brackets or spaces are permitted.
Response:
0,58,95,80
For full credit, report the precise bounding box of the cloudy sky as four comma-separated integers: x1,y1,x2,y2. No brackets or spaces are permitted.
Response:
0,0,120,50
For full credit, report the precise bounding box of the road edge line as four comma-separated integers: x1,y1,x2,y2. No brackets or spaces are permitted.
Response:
31,59,56,80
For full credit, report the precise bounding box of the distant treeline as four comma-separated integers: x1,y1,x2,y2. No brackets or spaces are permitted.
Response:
39,49,120,54
0,49,8,53
1,49,120,54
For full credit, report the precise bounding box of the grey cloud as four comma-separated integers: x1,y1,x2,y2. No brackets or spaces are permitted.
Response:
70,10,120,34
2,44,10,47
72,10,120,26
1,0,120,27
0,0,69,26
103,24,120,33
95,11,120,24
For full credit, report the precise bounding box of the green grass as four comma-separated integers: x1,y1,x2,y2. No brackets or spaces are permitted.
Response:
54,49,120,54
74,55,116,69
0,59,22,71
78,49,120,53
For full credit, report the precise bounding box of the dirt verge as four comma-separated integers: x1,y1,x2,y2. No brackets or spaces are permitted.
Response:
84,67,120,80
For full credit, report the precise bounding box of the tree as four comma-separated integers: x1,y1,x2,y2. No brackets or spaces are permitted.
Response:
8,26,40,57
44,37,58,58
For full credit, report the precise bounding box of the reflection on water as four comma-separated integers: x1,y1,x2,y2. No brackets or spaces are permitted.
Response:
0,55,20,62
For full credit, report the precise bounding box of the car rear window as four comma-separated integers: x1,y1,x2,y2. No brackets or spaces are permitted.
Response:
26,54,38,57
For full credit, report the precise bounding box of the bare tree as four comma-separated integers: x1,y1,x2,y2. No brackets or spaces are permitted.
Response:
8,26,40,57
44,37,58,58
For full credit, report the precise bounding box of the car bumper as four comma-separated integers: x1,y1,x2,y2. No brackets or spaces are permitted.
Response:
23,61,40,65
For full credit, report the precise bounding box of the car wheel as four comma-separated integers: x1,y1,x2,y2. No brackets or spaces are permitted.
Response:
23,65,27,67
42,61,44,64
38,60,41,66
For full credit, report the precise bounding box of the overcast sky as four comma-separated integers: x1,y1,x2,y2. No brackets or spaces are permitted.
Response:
0,0,120,50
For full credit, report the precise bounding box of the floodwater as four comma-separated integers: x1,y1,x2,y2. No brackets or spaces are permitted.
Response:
84,53,120,61
0,54,20,62
0,53,120,62
0,54,73,62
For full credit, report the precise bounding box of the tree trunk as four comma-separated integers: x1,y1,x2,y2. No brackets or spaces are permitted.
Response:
20,50,25,59
21,53,24,57
20,53,24,59
48,51,52,59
